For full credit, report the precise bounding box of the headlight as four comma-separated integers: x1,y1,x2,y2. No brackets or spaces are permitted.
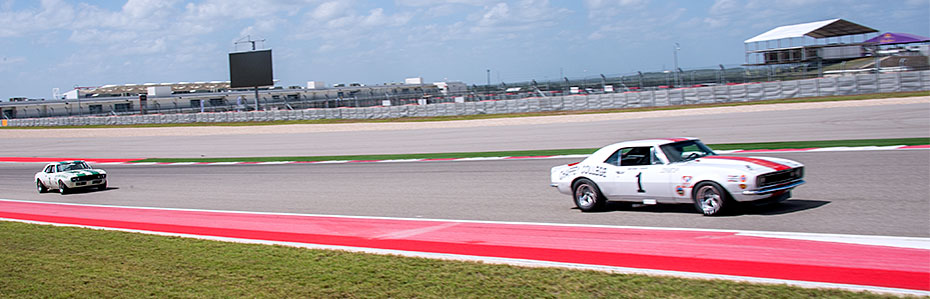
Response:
101,174,106,179
70,177,77,182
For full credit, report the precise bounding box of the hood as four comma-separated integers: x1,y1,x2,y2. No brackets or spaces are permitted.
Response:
687,155,802,174
63,169,106,176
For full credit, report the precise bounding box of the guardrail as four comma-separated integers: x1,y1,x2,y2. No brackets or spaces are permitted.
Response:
4,71,929,127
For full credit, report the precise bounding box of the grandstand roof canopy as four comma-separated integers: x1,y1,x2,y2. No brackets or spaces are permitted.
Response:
864,32,930,45
744,19,877,43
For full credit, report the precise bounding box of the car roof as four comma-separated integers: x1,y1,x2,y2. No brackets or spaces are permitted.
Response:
45,160,86,166
587,138,698,162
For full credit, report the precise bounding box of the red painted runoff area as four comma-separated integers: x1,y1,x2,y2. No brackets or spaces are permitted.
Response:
901,145,930,149
0,200,927,291
0,157,138,163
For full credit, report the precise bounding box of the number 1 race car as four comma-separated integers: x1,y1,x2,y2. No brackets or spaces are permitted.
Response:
550,138,805,216
35,161,108,194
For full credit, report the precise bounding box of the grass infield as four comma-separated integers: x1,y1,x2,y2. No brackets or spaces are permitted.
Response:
0,221,897,298
1,91,927,130
134,137,930,163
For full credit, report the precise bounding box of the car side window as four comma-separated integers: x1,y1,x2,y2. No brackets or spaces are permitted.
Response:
605,148,634,166
605,150,621,166
44,165,54,173
606,147,665,166
620,147,652,166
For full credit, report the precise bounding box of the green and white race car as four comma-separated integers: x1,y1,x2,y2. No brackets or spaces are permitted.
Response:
35,161,107,194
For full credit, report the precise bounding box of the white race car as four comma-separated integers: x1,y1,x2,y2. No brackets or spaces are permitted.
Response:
35,161,108,194
550,138,804,216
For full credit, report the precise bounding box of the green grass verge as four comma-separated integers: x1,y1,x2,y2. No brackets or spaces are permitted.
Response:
134,137,930,163
708,138,930,150
0,221,897,298
2,91,927,130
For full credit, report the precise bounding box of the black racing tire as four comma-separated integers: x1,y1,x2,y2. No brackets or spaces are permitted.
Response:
98,181,107,191
692,181,731,216
58,180,69,195
37,180,48,193
573,178,607,212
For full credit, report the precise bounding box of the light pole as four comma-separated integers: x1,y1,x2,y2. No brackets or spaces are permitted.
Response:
486,69,490,94
673,43,680,87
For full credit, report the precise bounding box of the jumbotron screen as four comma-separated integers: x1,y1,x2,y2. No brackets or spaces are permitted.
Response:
228,49,273,88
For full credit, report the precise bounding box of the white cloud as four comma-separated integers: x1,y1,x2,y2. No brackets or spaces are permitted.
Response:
299,1,414,53
468,0,570,35
709,0,738,15
0,0,75,37
586,3,686,41
311,1,350,20
584,0,650,19
395,0,491,7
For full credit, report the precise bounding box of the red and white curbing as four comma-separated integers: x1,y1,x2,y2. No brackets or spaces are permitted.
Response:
0,199,927,295
2,145,928,166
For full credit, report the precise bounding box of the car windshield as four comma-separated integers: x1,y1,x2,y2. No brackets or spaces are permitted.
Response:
660,140,716,163
61,162,90,171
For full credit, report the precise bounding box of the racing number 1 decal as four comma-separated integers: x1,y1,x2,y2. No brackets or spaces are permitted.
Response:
636,172,645,193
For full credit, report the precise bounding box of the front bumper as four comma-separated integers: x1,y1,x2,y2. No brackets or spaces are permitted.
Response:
742,180,805,196
63,178,106,189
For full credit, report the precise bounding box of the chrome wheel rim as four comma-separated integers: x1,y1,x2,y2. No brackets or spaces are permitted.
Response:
697,185,721,215
575,184,596,208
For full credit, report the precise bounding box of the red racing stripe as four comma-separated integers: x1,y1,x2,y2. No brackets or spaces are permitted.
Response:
735,148,816,153
702,156,791,171
661,138,691,142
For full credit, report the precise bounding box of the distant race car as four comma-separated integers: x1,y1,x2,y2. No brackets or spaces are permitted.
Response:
550,138,804,216
35,161,107,194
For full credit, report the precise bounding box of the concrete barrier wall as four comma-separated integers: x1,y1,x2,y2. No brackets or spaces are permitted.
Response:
6,70,930,127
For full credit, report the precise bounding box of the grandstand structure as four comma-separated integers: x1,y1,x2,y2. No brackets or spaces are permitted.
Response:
1,80,467,119
63,82,233,99
744,19,878,66
743,18,930,78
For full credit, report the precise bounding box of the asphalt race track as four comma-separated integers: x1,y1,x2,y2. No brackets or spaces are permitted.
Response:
1,99,928,158
2,150,927,238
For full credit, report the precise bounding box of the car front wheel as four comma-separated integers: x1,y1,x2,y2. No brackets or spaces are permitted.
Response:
693,182,730,216
58,180,69,195
573,179,606,212
37,180,48,193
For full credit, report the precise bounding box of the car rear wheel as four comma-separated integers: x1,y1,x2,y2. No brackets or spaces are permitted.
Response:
58,180,68,195
573,179,606,212
693,182,730,216
37,180,48,193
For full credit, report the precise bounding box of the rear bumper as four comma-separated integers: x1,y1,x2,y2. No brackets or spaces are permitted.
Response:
550,182,572,195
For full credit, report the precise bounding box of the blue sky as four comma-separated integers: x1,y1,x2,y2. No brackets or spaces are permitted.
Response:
0,0,927,100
